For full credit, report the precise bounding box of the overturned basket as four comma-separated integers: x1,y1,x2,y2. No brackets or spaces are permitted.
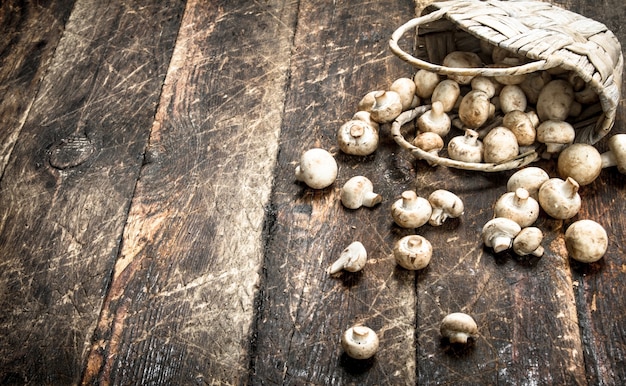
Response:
389,0,623,171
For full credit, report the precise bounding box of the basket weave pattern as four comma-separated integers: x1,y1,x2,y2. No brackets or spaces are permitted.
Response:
390,0,623,145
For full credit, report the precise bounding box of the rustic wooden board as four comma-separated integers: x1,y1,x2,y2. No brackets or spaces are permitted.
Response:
0,0,75,175
80,0,299,384
0,0,184,383
561,1,626,383
250,1,420,384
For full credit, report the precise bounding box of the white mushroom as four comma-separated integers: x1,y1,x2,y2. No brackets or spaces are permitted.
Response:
340,176,382,209
537,177,581,220
458,90,495,129
417,101,451,137
556,143,602,186
442,51,483,85
337,111,379,156
499,85,527,114
502,110,537,146
341,325,379,360
370,90,403,123
564,220,608,263
391,190,432,228
482,217,522,253
507,167,550,200
413,132,444,164
600,134,626,174
470,76,500,99
536,79,575,122
519,71,552,105
483,126,519,164
414,69,440,99
440,312,478,344
294,148,338,189
393,234,432,270
558,134,626,185
494,188,539,228
447,129,484,163
428,190,464,226
328,241,368,274
431,79,461,113
358,90,383,112
513,227,545,257
536,120,575,156
390,77,418,111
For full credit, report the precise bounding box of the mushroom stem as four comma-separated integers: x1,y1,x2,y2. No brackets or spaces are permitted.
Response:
492,235,515,253
328,241,367,274
362,191,383,207
600,134,626,173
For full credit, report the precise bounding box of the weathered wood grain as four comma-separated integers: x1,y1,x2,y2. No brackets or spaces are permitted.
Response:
250,0,419,384
0,0,184,383
80,0,299,384
413,163,587,385
0,0,75,175
559,1,626,383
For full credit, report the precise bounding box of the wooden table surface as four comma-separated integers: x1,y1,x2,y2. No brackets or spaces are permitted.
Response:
1,0,624,384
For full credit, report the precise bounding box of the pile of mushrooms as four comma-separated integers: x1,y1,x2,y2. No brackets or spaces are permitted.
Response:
292,33,618,363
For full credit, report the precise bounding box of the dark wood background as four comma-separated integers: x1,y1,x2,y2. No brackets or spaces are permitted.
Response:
0,0,624,384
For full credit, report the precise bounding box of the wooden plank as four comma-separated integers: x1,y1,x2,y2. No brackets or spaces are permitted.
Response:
0,1,184,384
250,1,419,384
414,163,587,385
560,1,626,384
0,0,75,175
80,0,299,384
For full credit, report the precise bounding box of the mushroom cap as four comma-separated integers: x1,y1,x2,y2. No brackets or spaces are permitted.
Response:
493,188,540,228
431,79,461,112
513,227,544,257
340,176,382,209
482,217,522,253
390,77,417,111
507,167,549,200
536,120,576,144
502,110,536,146
413,131,444,153
337,118,379,156
608,134,626,174
442,51,482,84
428,189,464,226
370,90,403,123
341,325,380,360
536,79,575,122
393,234,433,270
358,90,384,112
294,148,338,189
328,241,368,274
440,312,478,344
417,101,451,137
557,143,602,186
471,76,500,98
447,129,484,163
538,177,581,220
391,191,432,228
565,220,608,263
499,85,527,114
519,71,552,105
483,126,519,164
459,90,493,129
414,69,440,99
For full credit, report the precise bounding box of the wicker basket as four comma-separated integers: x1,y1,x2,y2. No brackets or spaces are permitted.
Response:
389,0,623,171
